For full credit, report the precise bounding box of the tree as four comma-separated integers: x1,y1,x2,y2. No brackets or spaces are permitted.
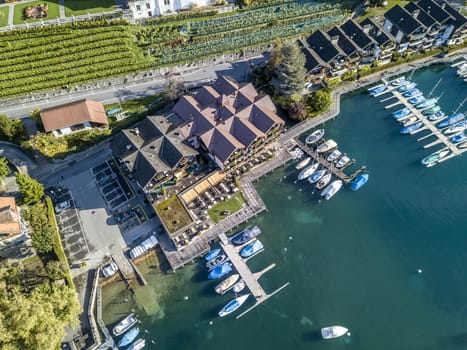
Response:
0,284,81,350
287,94,308,121
15,173,44,205
45,261,66,280
164,78,185,101
0,115,26,144
271,41,306,97
307,89,332,114
23,203,55,254
0,157,9,181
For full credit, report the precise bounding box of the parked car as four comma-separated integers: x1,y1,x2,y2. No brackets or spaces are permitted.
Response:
102,262,118,278
54,200,72,214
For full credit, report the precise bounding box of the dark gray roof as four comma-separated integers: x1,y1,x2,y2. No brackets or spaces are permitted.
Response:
340,20,375,50
405,2,437,29
416,0,452,24
442,2,467,30
385,5,425,35
360,18,392,47
328,26,359,56
111,115,197,188
306,30,341,63
297,39,328,72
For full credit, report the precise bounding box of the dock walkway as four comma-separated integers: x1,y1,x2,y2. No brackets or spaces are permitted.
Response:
112,252,135,282
219,232,289,319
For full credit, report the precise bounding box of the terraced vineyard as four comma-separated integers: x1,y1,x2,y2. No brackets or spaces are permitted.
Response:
0,20,149,98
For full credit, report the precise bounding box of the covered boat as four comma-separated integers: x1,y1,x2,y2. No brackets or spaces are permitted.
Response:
428,110,445,121
401,116,418,127
218,294,250,317
400,121,423,134
391,77,406,86
350,174,369,191
215,274,240,295
231,226,261,245
317,139,337,153
408,95,425,104
457,141,467,149
398,82,416,92
321,180,343,200
416,98,437,109
298,162,319,180
208,262,232,280
118,327,140,348
113,313,138,337
451,133,467,143
437,113,465,128
423,105,441,115
369,85,386,95
205,248,222,262
321,326,349,339
305,129,325,145
240,239,264,258
316,173,332,190
392,108,411,120
308,169,327,184
295,157,311,170
127,338,146,350
421,149,450,166
206,254,229,271
403,88,421,98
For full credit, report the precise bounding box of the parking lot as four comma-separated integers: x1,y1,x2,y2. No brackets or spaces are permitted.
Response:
49,188,90,263
91,159,134,210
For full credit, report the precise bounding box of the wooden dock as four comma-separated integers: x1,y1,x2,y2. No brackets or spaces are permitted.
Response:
219,232,289,319
112,252,135,283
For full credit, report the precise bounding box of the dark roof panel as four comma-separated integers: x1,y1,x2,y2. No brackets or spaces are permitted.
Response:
328,26,358,56
385,5,425,35
340,20,374,49
442,2,467,30
306,30,340,63
416,0,452,24
405,2,436,28
360,18,392,46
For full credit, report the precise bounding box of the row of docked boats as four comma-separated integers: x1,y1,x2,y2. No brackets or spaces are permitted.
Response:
298,130,370,198
112,313,145,349
375,76,467,166
204,226,266,318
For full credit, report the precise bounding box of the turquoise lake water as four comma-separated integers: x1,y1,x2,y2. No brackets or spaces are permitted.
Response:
103,64,467,350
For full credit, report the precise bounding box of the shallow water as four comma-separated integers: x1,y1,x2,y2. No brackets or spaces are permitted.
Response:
103,64,467,350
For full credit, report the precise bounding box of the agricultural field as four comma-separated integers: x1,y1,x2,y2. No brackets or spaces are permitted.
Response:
0,7,9,27
0,20,150,98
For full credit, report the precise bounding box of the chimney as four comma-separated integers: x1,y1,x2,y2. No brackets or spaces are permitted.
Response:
440,3,446,9
413,9,420,19
363,24,371,35
134,127,140,136
330,35,339,45
126,144,132,150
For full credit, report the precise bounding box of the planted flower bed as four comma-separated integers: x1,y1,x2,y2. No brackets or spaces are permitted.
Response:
24,3,48,19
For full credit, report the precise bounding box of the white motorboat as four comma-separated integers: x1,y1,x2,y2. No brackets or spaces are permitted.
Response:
215,274,240,295
308,169,327,184
127,338,146,350
305,129,325,145
321,325,349,339
335,156,350,169
326,149,342,162
298,162,319,180
295,157,311,170
317,139,337,153
112,313,138,337
401,116,418,127
321,180,343,200
421,148,450,166
315,173,332,190
444,121,467,134
232,279,246,293
218,294,250,317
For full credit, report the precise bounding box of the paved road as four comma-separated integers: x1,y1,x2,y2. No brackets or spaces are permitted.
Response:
0,57,267,118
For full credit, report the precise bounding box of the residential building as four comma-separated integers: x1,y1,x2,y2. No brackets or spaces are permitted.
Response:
40,99,108,137
360,18,396,64
340,20,378,64
0,197,23,248
172,76,285,170
128,0,211,19
111,115,198,193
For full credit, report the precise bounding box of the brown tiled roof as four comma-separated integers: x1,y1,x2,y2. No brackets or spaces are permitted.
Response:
0,197,21,236
40,99,108,132
173,76,284,165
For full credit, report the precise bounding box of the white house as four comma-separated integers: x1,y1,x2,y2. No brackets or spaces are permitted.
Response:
128,0,212,19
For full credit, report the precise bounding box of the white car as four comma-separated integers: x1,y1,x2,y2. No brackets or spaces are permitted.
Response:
102,262,118,278
54,200,72,214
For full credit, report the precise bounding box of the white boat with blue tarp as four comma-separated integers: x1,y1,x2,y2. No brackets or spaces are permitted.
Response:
321,326,349,339
118,327,140,348
321,180,343,200
451,133,467,143
400,121,423,134
392,108,411,120
205,248,222,262
428,110,445,122
206,254,229,271
369,85,387,95
350,174,369,191
437,113,465,128
218,294,250,317
444,120,467,134
398,82,417,92
308,169,327,184
305,129,325,145
240,239,264,258
408,95,425,104
403,88,421,98
391,77,406,86
208,262,232,279
298,162,319,180
416,98,437,109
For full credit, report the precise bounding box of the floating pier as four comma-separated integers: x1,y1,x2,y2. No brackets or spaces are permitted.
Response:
218,233,289,319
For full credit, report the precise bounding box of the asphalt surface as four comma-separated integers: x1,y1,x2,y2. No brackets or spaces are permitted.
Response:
0,57,267,118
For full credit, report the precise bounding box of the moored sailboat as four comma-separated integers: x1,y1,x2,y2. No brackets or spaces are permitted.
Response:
298,163,319,180
215,274,240,294
218,294,250,317
316,173,332,190
113,313,138,337
305,129,325,145
421,149,450,166
321,180,343,200
295,157,311,170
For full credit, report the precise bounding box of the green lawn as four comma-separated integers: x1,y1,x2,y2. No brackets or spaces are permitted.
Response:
64,0,116,16
208,193,245,223
13,0,60,25
155,195,193,234
358,0,409,22
0,6,9,27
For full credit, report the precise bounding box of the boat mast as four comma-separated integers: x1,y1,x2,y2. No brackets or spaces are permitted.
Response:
428,78,443,98
452,97,467,114
408,67,416,80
